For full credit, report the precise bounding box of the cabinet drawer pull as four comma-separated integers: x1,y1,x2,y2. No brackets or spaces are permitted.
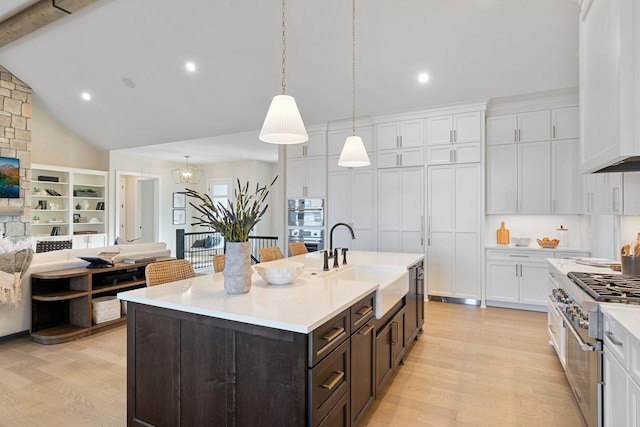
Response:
320,370,345,390
359,325,374,336
356,306,373,317
606,331,623,346
322,327,345,342
508,254,529,258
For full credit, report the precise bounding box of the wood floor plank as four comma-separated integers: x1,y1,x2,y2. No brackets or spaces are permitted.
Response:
0,301,585,426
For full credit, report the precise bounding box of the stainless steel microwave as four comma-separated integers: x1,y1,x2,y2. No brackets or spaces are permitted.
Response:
287,199,324,227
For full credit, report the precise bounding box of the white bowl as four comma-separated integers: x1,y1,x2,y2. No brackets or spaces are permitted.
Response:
255,261,304,285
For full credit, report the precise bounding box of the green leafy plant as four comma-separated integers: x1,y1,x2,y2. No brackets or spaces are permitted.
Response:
185,176,277,242
32,215,40,221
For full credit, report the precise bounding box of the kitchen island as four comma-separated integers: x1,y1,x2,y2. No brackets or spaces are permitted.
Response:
118,251,424,427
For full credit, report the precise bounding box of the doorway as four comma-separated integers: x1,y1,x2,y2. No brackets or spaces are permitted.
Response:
114,170,160,243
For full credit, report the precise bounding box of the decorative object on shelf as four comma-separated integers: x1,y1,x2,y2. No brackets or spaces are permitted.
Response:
173,209,186,225
32,215,40,223
48,202,59,211
74,188,97,197
258,0,308,145
0,237,33,306
96,201,104,210
82,200,90,210
37,175,58,182
185,176,277,294
172,192,186,208
37,200,47,210
45,188,61,196
50,226,61,236
338,0,370,168
537,237,559,248
171,156,202,184
75,203,81,210
497,221,510,245
73,214,80,223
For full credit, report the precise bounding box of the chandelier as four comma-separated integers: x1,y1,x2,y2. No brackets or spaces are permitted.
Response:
172,156,202,184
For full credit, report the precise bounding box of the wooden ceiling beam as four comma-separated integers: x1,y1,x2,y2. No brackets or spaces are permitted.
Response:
0,0,97,48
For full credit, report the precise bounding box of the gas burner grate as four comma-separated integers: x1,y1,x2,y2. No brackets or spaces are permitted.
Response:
568,272,640,303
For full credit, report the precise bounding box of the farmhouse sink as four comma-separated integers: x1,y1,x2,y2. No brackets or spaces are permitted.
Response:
331,265,409,319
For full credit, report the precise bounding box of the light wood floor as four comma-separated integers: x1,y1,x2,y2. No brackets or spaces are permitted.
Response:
0,301,585,426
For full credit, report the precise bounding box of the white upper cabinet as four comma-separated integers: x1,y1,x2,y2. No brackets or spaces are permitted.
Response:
426,111,483,165
376,119,423,150
580,0,640,173
286,131,326,158
486,110,550,145
552,106,579,140
286,130,327,198
552,139,583,214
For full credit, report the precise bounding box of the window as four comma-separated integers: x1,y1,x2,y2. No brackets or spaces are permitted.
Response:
208,178,233,210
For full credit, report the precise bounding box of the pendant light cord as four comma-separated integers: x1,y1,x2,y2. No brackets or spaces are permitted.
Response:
351,0,356,136
281,0,287,95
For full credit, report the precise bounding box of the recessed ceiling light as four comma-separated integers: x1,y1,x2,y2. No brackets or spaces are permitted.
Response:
418,73,430,83
81,92,91,101
185,62,196,72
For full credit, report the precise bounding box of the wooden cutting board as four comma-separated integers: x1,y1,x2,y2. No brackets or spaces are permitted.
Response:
497,222,510,245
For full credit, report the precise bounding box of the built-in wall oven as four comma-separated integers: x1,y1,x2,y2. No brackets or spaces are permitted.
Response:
287,199,324,228
288,229,324,253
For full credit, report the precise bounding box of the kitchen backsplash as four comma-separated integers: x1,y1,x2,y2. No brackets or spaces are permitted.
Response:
485,215,591,250
619,216,640,247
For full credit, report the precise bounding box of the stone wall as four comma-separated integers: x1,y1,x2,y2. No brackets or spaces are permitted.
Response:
0,65,31,240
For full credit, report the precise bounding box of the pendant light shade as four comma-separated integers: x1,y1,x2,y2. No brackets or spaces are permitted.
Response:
259,0,308,145
259,94,308,144
338,136,369,167
172,156,202,184
339,0,370,168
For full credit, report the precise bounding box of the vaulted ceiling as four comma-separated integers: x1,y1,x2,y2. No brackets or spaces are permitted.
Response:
0,0,579,164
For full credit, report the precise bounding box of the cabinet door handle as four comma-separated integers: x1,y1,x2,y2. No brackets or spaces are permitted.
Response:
399,135,403,148
453,129,457,142
321,326,345,342
453,148,457,163
449,149,453,163
514,129,517,142
396,135,401,148
509,254,529,258
606,331,623,346
391,322,398,345
356,306,373,317
320,370,345,390
359,324,374,336
449,129,453,143
518,129,521,141
552,125,556,139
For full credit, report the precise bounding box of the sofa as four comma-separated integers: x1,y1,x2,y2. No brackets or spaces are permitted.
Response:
0,241,172,339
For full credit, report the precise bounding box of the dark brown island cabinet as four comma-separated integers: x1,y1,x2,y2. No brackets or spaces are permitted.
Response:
126,260,424,427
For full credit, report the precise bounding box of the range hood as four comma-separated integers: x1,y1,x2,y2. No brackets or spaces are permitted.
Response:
592,156,640,173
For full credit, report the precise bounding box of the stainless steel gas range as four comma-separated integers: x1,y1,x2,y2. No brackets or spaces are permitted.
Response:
548,269,640,427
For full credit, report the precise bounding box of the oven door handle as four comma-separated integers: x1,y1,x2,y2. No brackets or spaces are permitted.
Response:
559,310,599,352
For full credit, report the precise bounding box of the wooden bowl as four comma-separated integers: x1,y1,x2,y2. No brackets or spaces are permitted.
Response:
537,239,559,249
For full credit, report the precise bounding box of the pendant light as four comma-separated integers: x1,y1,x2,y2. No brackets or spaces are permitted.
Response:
259,0,308,144
172,156,203,184
338,0,370,168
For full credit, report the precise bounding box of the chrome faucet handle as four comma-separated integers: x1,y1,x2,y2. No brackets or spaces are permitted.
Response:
341,248,348,265
333,248,340,268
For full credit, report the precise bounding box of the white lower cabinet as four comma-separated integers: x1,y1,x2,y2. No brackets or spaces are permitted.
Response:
377,167,424,254
427,163,481,299
547,298,566,369
485,250,549,310
72,234,107,249
602,310,640,427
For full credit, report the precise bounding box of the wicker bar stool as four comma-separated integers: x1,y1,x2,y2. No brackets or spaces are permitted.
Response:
259,246,284,262
289,242,308,256
145,259,196,286
213,254,226,273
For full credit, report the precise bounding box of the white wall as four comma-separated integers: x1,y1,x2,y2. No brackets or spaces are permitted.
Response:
31,104,108,170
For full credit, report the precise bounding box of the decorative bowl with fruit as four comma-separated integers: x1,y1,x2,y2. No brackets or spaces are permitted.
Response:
537,237,559,248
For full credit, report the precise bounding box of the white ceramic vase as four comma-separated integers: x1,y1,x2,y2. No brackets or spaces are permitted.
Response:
223,241,252,294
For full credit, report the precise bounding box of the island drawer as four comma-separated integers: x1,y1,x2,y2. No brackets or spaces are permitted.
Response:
309,307,350,366
351,292,375,331
309,339,350,426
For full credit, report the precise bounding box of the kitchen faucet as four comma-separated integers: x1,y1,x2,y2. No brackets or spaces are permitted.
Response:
329,222,356,257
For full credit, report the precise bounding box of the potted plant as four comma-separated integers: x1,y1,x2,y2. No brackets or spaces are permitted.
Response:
32,215,40,224
74,188,98,197
185,177,277,294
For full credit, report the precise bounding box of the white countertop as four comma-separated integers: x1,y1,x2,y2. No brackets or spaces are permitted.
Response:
547,258,621,276
486,244,589,253
600,304,640,342
118,251,424,334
